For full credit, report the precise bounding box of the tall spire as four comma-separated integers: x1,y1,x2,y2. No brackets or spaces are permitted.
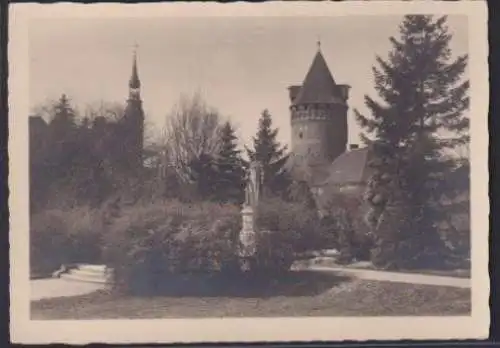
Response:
129,44,140,90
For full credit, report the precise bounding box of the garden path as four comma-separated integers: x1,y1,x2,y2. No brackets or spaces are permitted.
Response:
297,265,471,289
31,278,108,301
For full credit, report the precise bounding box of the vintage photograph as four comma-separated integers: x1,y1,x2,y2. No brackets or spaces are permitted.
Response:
9,0,489,344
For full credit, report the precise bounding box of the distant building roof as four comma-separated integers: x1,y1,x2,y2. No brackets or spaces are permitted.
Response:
286,146,373,188
319,147,372,186
288,85,302,103
293,49,343,105
285,154,332,187
29,115,46,123
29,115,48,130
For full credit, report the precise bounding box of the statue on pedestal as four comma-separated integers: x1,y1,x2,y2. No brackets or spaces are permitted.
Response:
245,161,262,209
239,161,263,259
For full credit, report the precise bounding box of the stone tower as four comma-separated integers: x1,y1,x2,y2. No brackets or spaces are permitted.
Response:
288,43,350,185
122,47,145,173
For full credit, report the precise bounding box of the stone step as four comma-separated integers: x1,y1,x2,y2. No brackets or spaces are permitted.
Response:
77,264,108,273
67,268,110,279
72,264,111,275
60,271,112,284
67,268,111,279
59,264,113,284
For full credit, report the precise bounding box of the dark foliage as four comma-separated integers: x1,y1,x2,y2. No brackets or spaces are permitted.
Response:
29,94,145,212
247,109,291,199
354,15,469,269
213,122,247,204
30,207,105,276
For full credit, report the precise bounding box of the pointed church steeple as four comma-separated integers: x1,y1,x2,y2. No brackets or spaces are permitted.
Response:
293,44,341,105
129,46,141,100
122,44,145,174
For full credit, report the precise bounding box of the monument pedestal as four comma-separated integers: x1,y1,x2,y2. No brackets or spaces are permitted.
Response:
239,204,257,259
239,161,262,270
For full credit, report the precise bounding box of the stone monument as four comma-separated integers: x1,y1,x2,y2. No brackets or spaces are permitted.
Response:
239,161,263,259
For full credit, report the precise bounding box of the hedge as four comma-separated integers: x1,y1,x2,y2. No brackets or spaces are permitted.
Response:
30,206,104,276
102,198,336,294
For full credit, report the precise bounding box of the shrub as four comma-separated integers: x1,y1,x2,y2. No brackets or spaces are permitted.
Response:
251,197,325,272
30,206,104,276
320,193,374,264
30,210,70,276
437,198,470,269
63,206,105,263
287,180,317,210
102,200,242,294
103,197,347,294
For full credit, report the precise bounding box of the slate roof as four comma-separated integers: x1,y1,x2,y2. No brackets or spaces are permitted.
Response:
287,148,372,188
288,85,302,103
318,147,372,186
29,115,48,133
285,155,332,187
293,49,342,105
29,115,47,126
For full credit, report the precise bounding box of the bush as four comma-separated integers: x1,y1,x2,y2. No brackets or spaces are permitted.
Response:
250,197,326,272
30,210,69,276
103,197,333,294
63,207,106,262
103,195,356,294
439,198,470,255
320,193,374,264
287,180,317,209
102,200,242,294
30,206,104,276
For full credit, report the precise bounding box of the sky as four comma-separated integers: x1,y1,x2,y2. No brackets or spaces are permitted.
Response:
29,15,468,149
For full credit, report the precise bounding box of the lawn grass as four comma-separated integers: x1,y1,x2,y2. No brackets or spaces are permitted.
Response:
31,275,471,319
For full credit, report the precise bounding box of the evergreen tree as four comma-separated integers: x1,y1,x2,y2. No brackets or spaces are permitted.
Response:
247,109,290,198
46,94,80,185
355,15,469,269
187,152,219,202
214,122,246,204
50,94,77,133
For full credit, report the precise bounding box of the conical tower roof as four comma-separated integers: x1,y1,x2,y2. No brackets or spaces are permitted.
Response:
293,47,341,105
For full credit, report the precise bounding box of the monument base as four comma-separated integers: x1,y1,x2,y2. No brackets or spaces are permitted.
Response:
239,204,256,258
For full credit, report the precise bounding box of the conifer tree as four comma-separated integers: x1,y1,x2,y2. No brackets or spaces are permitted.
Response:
247,109,290,198
50,94,77,133
214,121,246,204
354,15,469,269
187,152,218,202
46,94,79,177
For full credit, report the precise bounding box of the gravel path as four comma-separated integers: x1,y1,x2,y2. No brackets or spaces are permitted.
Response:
297,265,471,289
31,278,108,301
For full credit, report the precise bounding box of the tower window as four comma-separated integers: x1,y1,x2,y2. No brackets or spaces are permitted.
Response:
298,132,303,139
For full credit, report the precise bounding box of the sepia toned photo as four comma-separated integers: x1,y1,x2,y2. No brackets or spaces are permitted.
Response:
9,1,489,344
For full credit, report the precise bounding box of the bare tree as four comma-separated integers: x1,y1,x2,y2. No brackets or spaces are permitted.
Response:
163,93,223,182
31,95,80,123
30,101,56,122
82,100,125,124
